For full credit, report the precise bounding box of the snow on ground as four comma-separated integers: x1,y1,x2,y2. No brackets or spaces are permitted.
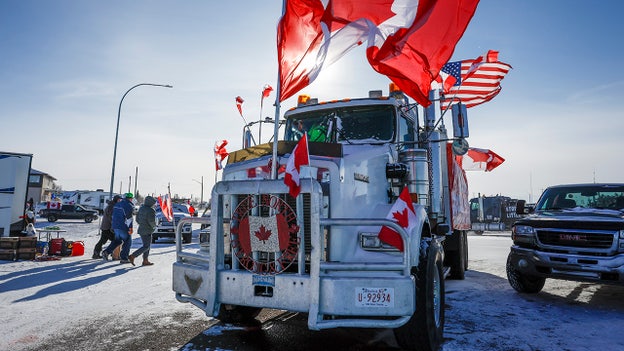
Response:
1,219,624,351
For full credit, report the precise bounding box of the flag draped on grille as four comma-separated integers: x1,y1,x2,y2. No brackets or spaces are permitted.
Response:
439,50,512,109
277,0,480,106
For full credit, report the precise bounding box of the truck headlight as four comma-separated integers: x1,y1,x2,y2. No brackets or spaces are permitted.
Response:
512,225,535,244
359,232,400,251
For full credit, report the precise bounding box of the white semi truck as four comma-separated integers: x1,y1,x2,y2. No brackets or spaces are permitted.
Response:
0,151,33,237
173,85,471,351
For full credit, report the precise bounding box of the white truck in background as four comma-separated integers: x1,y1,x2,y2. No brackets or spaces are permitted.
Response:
173,85,472,351
60,190,111,213
0,151,33,237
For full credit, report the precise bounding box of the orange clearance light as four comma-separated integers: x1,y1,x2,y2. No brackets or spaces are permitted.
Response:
298,94,310,106
389,82,401,93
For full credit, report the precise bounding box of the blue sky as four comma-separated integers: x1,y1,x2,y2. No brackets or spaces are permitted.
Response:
1,1,622,202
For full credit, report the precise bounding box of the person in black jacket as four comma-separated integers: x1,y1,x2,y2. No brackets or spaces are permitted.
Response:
92,195,122,259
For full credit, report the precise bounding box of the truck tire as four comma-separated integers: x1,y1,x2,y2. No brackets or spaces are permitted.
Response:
183,234,192,244
84,216,94,223
47,214,57,222
216,304,261,323
394,239,445,351
506,253,545,293
152,235,158,243
448,230,467,280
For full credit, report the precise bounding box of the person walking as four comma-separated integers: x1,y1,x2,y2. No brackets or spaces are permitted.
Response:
92,195,121,259
102,192,135,264
128,196,157,266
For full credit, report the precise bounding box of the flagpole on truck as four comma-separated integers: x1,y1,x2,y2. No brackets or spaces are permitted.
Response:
271,0,286,180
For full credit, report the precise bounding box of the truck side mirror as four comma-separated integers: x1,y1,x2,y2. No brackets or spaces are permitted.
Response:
452,103,469,138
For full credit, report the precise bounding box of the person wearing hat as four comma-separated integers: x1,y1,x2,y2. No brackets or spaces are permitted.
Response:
102,192,135,264
92,194,122,259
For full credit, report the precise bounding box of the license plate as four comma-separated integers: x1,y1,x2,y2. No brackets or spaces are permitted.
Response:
355,287,394,308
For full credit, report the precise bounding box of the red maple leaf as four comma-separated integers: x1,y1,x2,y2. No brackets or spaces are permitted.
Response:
254,224,272,242
392,208,410,228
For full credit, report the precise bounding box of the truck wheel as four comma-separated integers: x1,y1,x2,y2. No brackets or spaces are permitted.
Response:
84,216,93,223
152,236,158,243
394,239,445,351
183,234,192,244
473,230,484,235
216,304,261,324
506,253,545,293
448,230,467,280
47,215,57,222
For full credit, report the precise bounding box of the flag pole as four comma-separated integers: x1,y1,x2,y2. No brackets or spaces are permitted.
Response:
271,0,286,180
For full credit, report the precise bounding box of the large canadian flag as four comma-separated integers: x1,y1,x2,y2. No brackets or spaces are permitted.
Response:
378,187,418,251
455,147,505,172
284,133,310,197
277,0,479,105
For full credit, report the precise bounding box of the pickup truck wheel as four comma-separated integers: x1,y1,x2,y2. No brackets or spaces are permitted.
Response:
84,216,94,223
394,239,444,351
448,230,467,280
506,253,545,293
47,214,57,222
152,236,158,243
182,234,192,244
216,304,261,324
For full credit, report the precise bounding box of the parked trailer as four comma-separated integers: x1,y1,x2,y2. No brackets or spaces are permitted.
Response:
0,152,33,237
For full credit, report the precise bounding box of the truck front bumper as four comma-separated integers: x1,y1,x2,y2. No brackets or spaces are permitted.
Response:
509,246,624,284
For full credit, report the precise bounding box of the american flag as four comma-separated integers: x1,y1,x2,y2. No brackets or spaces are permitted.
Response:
439,50,512,109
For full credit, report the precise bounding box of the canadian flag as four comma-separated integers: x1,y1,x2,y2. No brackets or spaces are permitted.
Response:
455,147,505,172
235,96,244,117
48,202,60,210
158,194,173,222
378,187,418,251
284,133,310,198
214,140,229,171
236,214,291,255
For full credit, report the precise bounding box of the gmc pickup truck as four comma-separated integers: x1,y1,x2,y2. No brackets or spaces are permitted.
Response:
507,183,624,293
40,204,99,223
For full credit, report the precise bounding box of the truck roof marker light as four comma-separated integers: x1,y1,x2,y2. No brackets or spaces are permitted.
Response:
389,82,401,93
369,90,383,98
298,94,310,106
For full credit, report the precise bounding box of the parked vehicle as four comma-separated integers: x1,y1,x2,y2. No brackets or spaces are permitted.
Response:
469,195,522,234
153,210,193,244
507,183,624,293
173,85,473,351
40,204,99,223
59,190,113,213
0,151,32,236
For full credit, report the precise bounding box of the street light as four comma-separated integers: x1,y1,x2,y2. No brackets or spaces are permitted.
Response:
109,83,173,201
192,176,204,207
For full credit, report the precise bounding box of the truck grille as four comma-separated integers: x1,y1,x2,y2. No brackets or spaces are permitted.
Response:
536,229,615,249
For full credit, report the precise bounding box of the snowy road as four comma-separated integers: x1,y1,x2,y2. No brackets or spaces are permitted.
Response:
2,220,623,351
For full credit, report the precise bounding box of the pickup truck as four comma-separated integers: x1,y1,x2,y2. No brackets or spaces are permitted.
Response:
507,183,624,293
40,204,99,223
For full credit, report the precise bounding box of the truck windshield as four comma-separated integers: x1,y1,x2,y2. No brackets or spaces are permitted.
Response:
536,185,624,211
284,105,395,143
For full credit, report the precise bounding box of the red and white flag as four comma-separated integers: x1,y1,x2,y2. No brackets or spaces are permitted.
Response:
284,133,309,198
158,194,173,222
378,187,418,251
235,96,244,117
236,214,291,255
261,84,273,109
455,147,505,172
277,0,479,105
439,50,512,109
214,140,229,171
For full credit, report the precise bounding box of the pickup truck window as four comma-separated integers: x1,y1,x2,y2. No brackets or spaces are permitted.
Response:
536,185,624,211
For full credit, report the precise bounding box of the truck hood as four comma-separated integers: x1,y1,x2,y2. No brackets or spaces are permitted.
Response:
516,208,624,231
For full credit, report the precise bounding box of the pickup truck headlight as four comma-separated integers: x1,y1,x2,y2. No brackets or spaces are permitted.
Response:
511,225,535,245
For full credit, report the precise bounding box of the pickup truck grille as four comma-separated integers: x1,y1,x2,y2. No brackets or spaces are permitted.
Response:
536,229,615,249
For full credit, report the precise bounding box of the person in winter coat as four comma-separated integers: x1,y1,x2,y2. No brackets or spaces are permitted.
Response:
128,196,157,266
102,192,135,264
92,194,122,259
